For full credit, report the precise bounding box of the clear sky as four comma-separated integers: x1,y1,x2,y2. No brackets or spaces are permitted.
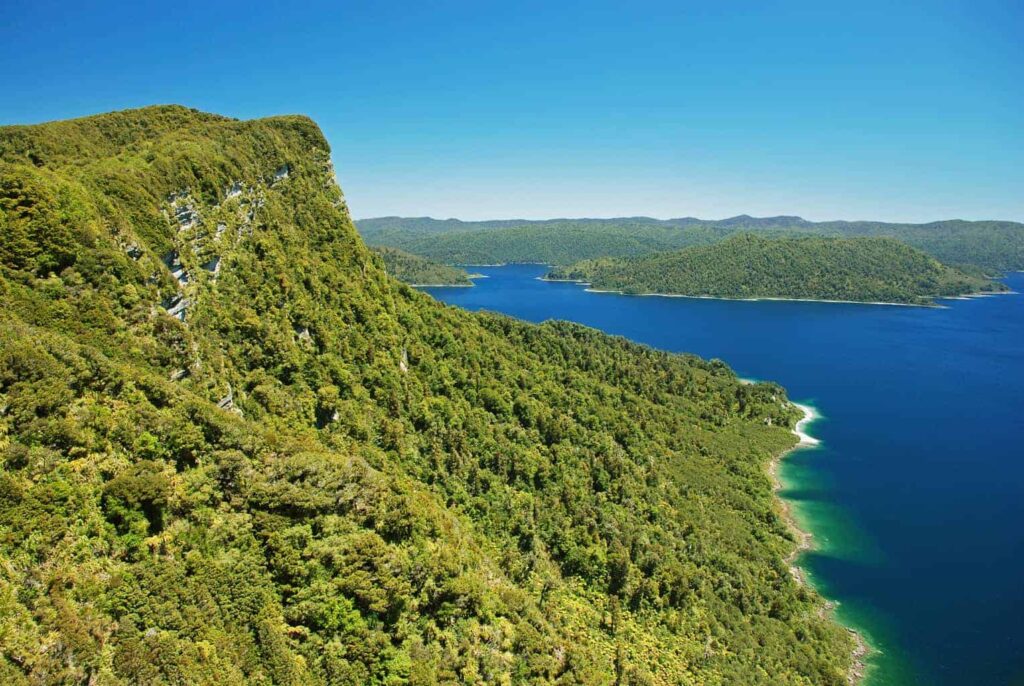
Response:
2,0,1021,222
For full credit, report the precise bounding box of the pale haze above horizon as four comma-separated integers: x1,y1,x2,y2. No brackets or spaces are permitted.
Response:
2,0,1021,223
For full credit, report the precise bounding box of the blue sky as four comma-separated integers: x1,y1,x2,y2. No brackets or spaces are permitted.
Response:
2,0,1021,222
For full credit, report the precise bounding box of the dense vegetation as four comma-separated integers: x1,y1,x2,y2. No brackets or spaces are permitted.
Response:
357,215,1024,273
800,219,1024,273
547,234,1004,304
0,106,854,685
358,218,729,266
370,246,471,285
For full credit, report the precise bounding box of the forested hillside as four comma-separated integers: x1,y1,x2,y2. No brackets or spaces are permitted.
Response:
370,246,471,285
547,234,1004,304
0,106,853,685
809,219,1024,273
358,218,731,266
357,215,1024,272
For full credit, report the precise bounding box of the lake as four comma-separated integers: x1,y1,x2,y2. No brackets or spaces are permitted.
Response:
425,265,1024,686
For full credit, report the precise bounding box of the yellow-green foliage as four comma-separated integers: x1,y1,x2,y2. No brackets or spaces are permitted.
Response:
0,106,852,685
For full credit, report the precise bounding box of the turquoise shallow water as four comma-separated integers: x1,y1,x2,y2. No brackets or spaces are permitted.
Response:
426,266,1024,685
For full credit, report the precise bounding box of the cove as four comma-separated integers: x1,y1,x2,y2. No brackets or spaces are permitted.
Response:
425,265,1024,686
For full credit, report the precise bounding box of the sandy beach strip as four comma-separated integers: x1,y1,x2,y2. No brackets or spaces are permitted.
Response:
773,401,869,684
791,402,822,447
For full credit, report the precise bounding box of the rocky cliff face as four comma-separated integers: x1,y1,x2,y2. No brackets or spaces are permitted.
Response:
0,106,852,685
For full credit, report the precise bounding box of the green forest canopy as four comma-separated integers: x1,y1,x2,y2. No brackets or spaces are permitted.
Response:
370,245,471,285
0,106,853,685
546,234,1006,304
357,215,1024,273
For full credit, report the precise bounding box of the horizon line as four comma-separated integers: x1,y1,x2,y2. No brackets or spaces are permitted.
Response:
352,213,1023,226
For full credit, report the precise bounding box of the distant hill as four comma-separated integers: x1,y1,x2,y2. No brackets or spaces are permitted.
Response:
371,245,471,285
709,214,812,229
547,234,1008,305
359,218,732,265
357,215,1024,272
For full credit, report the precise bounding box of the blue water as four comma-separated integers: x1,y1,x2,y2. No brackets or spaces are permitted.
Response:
426,266,1024,686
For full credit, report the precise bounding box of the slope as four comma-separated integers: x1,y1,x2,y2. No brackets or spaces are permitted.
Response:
0,106,852,685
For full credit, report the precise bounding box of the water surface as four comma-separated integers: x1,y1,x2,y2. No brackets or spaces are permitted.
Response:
426,266,1024,686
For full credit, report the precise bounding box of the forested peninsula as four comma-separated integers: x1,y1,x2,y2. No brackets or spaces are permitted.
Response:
0,106,856,684
357,215,1024,273
371,245,471,285
546,234,1006,305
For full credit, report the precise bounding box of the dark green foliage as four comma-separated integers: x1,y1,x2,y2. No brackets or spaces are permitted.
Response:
370,246,471,285
800,219,1024,273
358,214,1024,273
547,233,1006,304
0,106,853,685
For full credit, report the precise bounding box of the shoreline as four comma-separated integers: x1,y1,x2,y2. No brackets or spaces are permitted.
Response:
938,289,1017,301
544,275,1018,308
586,286,936,308
542,275,1016,307
540,277,936,307
408,273,486,289
774,401,870,684
457,261,551,267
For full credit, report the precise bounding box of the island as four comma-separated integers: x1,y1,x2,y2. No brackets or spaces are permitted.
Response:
546,233,1007,305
